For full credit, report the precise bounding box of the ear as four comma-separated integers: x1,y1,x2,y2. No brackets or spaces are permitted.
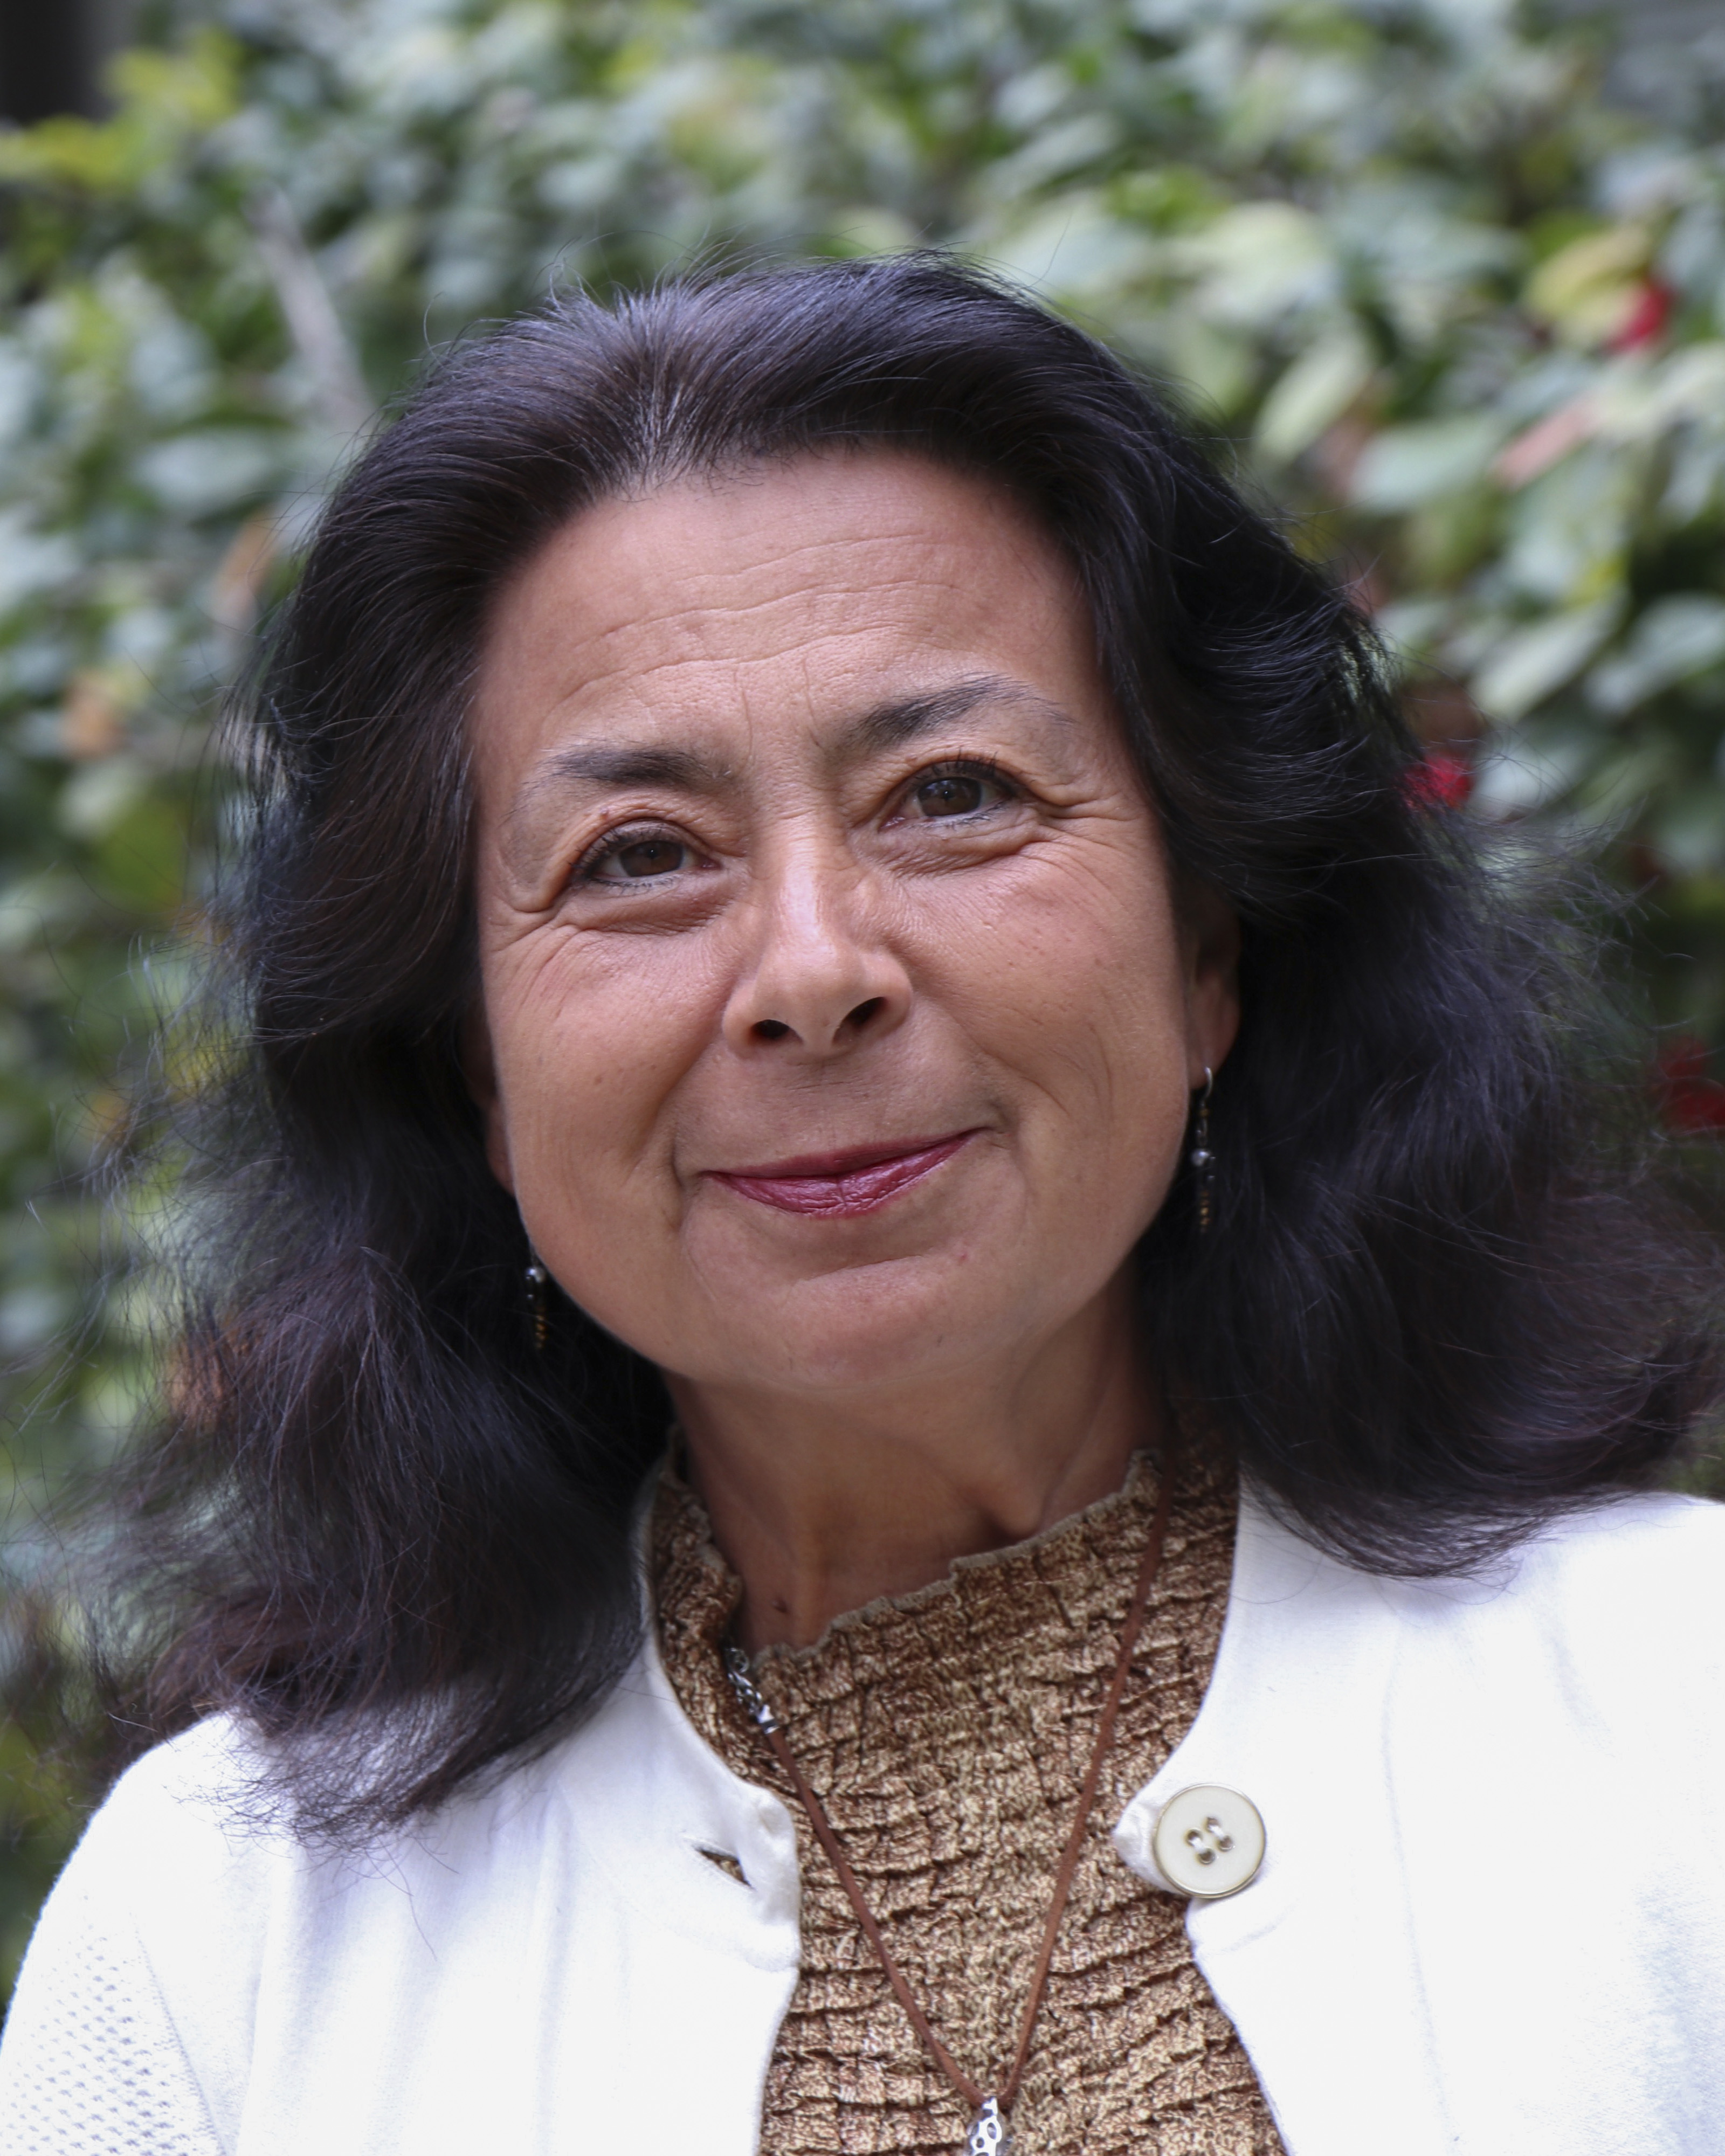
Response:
460,1001,516,1194
1180,881,1242,1089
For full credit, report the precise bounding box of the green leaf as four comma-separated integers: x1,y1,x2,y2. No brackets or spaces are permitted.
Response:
1254,323,1374,464
1350,416,1506,513
1471,601,1622,723
1590,597,1725,715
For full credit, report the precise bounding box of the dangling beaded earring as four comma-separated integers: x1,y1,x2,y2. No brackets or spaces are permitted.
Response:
525,1248,549,1351
1189,1068,1216,1235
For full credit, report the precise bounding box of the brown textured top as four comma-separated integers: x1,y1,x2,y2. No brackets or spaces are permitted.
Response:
650,1455,1284,2155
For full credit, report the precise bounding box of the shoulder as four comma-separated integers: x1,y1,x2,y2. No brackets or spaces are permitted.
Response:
30,1717,309,2051
1167,1488,1725,1878
48,1640,772,1959
1506,1488,1725,1626
1,1718,293,2150
1467,1493,1725,1746
10,1705,624,2146
1489,1484,1725,1569
1241,1484,1725,1633
58,1714,295,1915
1385,1490,1725,1664
1526,1483,1725,1576
1229,1487,1725,1752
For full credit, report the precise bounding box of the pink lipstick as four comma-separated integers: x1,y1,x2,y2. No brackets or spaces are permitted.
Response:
709,1132,975,1218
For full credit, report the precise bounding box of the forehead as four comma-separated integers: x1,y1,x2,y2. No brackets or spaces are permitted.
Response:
470,453,1109,787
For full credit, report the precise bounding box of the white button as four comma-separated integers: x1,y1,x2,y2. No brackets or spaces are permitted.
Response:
1151,1785,1265,1899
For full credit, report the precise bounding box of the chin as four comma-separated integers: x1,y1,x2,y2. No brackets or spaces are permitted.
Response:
699,1252,1046,1397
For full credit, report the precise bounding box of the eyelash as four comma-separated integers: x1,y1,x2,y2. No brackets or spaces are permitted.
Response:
567,755,1023,887
895,756,1018,815
569,821,695,886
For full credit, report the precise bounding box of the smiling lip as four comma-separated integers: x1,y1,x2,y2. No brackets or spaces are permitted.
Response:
708,1132,977,1218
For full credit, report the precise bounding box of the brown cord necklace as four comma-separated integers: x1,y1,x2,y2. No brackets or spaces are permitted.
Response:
724,1457,1176,2156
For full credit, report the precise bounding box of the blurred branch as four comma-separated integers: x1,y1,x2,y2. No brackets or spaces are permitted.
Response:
246,185,374,441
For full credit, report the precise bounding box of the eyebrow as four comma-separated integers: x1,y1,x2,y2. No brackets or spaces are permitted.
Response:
502,743,731,862
850,674,1054,756
522,743,726,793
503,672,1067,868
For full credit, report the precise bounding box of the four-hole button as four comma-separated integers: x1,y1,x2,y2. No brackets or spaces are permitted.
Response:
1150,1785,1266,1899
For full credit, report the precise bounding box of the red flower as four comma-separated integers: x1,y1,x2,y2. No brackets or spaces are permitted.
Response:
1404,750,1473,811
1607,279,1674,354
1655,1036,1725,1133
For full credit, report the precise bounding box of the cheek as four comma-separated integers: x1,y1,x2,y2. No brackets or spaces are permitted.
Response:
922,838,1193,1156
481,924,722,1227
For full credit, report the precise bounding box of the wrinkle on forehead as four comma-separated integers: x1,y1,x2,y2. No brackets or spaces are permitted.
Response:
479,452,1074,685
473,452,1110,866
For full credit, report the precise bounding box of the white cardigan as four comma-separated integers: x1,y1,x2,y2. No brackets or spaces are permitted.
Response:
5,1489,1725,2155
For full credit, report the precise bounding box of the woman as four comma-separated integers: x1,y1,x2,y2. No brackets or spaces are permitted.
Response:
3,257,1722,2156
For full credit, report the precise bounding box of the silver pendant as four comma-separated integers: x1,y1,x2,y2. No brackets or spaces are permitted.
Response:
966,2096,1011,2154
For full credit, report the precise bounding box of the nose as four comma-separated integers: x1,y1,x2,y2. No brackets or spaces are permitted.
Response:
721,859,911,1060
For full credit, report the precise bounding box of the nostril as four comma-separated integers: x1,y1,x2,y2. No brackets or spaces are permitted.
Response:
752,1019,791,1042
846,998,885,1032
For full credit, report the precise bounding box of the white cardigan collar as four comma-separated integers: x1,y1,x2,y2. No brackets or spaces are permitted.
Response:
1111,1487,1725,2153
624,1482,1725,2153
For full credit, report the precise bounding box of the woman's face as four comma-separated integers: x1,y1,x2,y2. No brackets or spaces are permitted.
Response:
468,453,1238,1401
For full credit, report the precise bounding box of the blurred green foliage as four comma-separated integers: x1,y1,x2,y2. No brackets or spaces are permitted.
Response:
2,0,1723,2004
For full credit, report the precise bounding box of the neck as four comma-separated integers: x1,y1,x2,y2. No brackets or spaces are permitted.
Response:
666,1273,1156,1652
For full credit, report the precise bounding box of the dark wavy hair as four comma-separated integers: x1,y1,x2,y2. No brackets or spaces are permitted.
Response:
107,254,1719,1834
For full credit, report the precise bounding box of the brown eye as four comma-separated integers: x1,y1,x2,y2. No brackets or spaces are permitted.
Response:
595,837,689,881
912,772,998,818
